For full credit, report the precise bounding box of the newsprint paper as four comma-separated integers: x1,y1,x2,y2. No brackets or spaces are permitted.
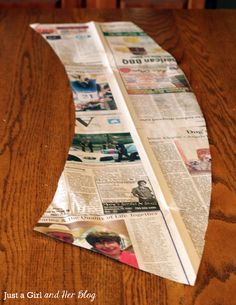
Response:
31,22,212,285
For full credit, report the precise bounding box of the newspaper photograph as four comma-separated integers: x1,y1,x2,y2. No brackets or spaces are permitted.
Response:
68,132,140,164
35,212,189,283
67,65,118,112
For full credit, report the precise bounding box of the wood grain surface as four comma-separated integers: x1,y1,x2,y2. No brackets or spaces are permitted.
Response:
0,8,235,305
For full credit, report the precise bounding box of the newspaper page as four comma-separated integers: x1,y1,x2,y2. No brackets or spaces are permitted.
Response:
98,22,211,259
31,21,211,285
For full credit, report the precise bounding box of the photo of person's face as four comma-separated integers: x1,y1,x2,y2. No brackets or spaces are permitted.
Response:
47,231,74,244
139,181,146,187
94,240,121,258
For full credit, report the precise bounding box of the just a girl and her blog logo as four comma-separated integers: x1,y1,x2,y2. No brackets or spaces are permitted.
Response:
2,290,96,302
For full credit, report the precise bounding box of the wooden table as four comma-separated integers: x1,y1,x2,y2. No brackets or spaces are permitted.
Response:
0,8,235,305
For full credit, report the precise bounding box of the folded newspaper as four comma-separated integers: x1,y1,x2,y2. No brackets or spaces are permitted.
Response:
31,22,211,285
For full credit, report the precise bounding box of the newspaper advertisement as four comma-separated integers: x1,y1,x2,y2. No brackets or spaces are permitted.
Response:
31,21,211,285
